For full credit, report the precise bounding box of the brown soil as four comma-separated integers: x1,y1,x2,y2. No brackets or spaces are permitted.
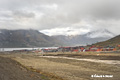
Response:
0,56,49,80
0,52,120,80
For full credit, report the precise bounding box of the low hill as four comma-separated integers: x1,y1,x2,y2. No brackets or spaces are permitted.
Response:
0,29,63,48
93,35,120,47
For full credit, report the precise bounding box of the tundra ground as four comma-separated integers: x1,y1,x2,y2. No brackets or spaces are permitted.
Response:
0,52,120,80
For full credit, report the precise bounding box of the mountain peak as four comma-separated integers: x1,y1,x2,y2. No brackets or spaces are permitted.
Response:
86,29,115,38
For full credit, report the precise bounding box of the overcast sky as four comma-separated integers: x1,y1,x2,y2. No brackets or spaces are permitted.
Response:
0,0,120,35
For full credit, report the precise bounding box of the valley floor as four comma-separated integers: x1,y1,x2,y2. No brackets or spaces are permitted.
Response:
0,52,120,80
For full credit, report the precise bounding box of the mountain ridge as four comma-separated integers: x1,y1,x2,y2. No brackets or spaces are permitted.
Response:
0,29,63,48
86,29,115,38
0,29,117,47
93,34,120,47
52,29,115,46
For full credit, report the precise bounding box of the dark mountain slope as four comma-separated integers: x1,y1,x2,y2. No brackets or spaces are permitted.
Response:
93,35,120,47
0,29,62,48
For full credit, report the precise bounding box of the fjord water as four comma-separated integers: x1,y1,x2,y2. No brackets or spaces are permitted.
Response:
0,47,58,52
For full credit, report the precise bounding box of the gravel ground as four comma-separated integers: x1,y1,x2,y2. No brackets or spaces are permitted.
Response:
0,53,120,80
0,56,49,80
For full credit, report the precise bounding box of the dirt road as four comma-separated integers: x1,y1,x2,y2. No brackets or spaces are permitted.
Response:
39,56,120,65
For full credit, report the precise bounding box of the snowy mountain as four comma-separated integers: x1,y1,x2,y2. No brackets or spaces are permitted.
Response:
86,29,115,38
52,29,116,46
0,29,115,47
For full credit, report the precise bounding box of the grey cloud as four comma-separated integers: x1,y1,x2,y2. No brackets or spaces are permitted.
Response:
88,0,120,20
0,0,120,35
13,11,35,18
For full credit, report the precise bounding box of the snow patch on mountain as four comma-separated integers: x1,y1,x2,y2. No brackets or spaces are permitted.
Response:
86,29,115,38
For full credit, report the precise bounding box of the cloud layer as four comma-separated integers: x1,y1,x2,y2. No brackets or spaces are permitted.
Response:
0,0,120,35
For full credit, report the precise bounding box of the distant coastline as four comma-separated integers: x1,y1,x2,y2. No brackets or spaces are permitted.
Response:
0,47,58,52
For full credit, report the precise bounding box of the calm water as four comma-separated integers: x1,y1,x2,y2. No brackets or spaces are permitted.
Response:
0,47,58,51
